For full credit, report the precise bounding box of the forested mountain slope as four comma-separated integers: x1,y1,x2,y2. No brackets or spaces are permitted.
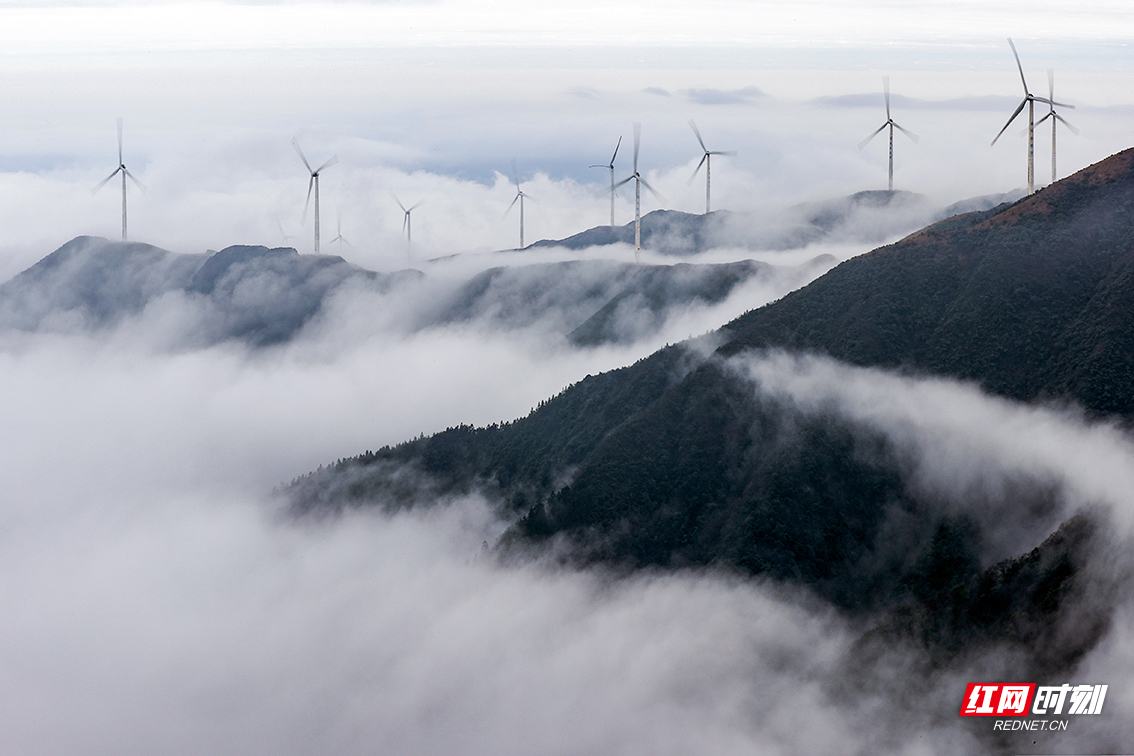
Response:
285,149,1134,676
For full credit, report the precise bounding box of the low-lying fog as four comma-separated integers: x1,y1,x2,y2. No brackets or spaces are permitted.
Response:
2,222,1133,754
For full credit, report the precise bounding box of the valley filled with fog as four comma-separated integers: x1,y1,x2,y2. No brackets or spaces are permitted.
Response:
3,184,1134,754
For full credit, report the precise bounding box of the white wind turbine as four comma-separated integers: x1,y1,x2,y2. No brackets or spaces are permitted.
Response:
393,194,424,258
329,208,351,252
504,160,533,249
92,117,146,241
1035,69,1079,185
991,38,1071,195
590,135,621,226
613,123,666,263
687,120,736,214
292,137,338,253
857,77,918,192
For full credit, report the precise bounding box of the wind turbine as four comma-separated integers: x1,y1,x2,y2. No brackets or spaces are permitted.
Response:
276,217,297,245
393,194,424,258
687,120,736,214
505,160,532,249
1034,69,1079,185
857,77,918,192
991,38,1071,195
329,208,351,252
292,137,338,253
613,123,665,263
92,117,146,241
590,135,621,226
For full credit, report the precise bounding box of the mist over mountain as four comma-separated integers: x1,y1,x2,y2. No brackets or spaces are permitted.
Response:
0,236,416,347
530,189,1022,255
0,234,838,351
285,148,1134,752
419,255,835,346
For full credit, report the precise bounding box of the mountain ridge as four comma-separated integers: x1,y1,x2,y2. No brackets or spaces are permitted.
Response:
284,147,1134,680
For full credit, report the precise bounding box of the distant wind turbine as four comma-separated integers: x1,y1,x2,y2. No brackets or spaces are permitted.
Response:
292,137,338,253
393,194,424,258
504,160,533,249
329,208,351,252
991,38,1072,195
276,217,297,245
590,135,621,226
687,120,736,214
857,77,918,192
613,123,666,263
92,117,146,241
1035,69,1079,185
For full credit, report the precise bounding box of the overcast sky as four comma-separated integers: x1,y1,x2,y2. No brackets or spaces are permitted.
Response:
1,0,1132,276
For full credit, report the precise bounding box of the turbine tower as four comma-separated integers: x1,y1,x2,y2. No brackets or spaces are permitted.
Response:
857,77,918,192
505,160,532,249
1035,69,1079,185
590,135,621,226
991,38,1070,195
687,120,736,214
613,123,665,263
292,137,338,253
92,117,146,241
393,194,424,259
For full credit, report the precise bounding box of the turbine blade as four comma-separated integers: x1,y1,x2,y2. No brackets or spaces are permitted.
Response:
858,123,888,150
991,99,1027,145
639,177,667,206
712,150,738,157
392,192,406,212
511,158,520,189
613,175,635,190
688,154,707,185
632,122,641,174
1035,112,1053,126
302,176,314,225
1008,37,1029,94
893,122,919,143
1048,68,1054,102
116,117,124,165
402,214,408,234
409,199,425,211
610,135,622,166
504,192,520,217
1048,99,1075,109
124,168,147,194
292,138,313,173
315,154,338,173
883,76,891,120
92,166,122,194
689,119,707,152
1055,113,1080,136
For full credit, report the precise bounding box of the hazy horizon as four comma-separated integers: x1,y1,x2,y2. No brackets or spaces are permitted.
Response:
1,0,1133,279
